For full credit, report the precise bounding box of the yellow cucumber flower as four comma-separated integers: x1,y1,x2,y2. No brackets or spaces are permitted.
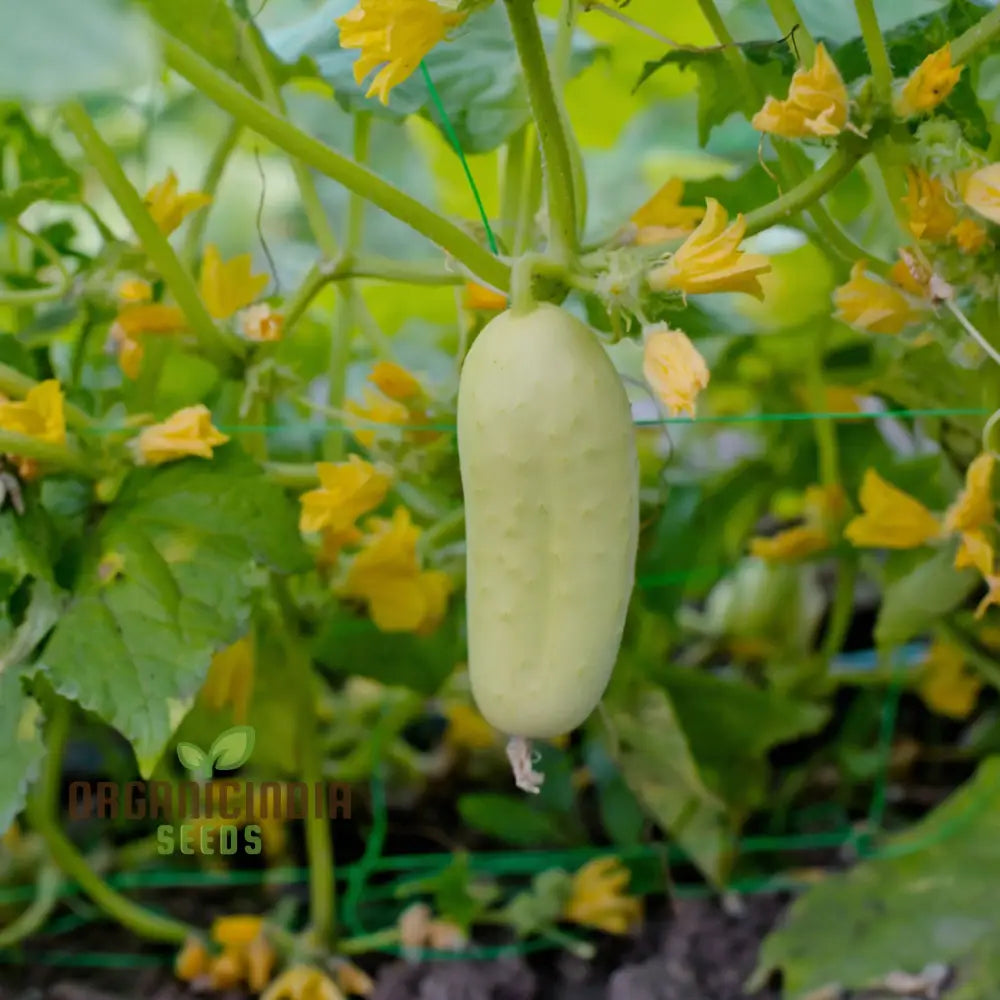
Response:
563,857,642,935
894,44,962,118
116,277,152,303
962,162,1000,225
175,937,210,982
132,404,230,466
917,640,982,719
337,0,465,104
750,524,831,563
262,966,346,1000
299,454,391,535
202,635,255,723
955,529,994,577
844,468,941,549
641,325,709,417
628,177,705,245
143,169,211,236
462,281,507,312
200,244,269,320
833,261,925,334
903,168,957,241
0,380,66,445
950,217,989,253
444,701,497,751
945,453,994,534
751,43,848,138
345,388,410,448
368,360,423,402
648,198,770,298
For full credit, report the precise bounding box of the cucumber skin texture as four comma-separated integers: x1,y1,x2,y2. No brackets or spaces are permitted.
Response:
457,303,639,739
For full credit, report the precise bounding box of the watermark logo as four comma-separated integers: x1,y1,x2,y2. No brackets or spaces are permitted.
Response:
67,725,352,857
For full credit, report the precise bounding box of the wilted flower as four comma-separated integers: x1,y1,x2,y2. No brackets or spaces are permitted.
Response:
903,168,957,241
240,303,284,342
751,43,848,138
641,325,709,417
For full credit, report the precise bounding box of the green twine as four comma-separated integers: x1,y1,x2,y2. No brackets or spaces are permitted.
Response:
419,61,500,256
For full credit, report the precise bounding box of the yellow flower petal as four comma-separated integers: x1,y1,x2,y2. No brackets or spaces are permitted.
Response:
261,965,345,1000
833,261,925,334
211,914,265,949
368,360,422,402
903,168,957,241
335,961,375,997
563,857,642,936
917,639,982,719
200,244,270,320
144,170,211,236
750,524,830,563
641,325,709,417
444,702,496,751
629,177,705,244
175,938,210,982
132,404,230,466
894,44,963,118
962,162,1000,225
955,529,994,577
202,636,255,723
0,380,66,446
118,336,144,380
945,453,994,533
117,277,152,303
345,388,410,448
112,303,187,337
844,468,941,549
751,43,848,138
337,0,465,104
648,199,770,298
949,217,989,253
299,454,391,534
462,281,507,312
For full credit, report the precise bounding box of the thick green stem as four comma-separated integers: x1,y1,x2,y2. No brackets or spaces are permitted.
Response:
499,127,527,251
26,702,194,945
503,0,578,261
162,36,509,291
765,0,815,65
515,130,543,256
288,636,336,946
0,430,92,476
60,102,236,368
181,119,241,267
822,557,857,661
242,21,339,258
854,0,894,104
324,115,371,462
744,146,864,236
952,2,1000,62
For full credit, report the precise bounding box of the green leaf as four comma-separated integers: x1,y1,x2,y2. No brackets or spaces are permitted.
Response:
313,613,459,695
458,793,572,847
500,868,574,936
0,0,157,102
209,725,256,770
875,545,980,648
607,685,734,884
176,741,208,773
37,449,307,773
137,0,289,96
267,3,604,153
752,756,1000,997
0,668,45,834
635,49,786,146
394,852,499,931
659,668,829,813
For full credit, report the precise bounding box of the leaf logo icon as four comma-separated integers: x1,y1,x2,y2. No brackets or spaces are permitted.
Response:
176,726,255,776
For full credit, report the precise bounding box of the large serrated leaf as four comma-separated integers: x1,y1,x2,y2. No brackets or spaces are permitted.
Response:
875,545,980,648
267,2,604,154
608,685,734,885
36,449,307,773
0,668,45,835
0,0,157,102
752,757,1000,998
